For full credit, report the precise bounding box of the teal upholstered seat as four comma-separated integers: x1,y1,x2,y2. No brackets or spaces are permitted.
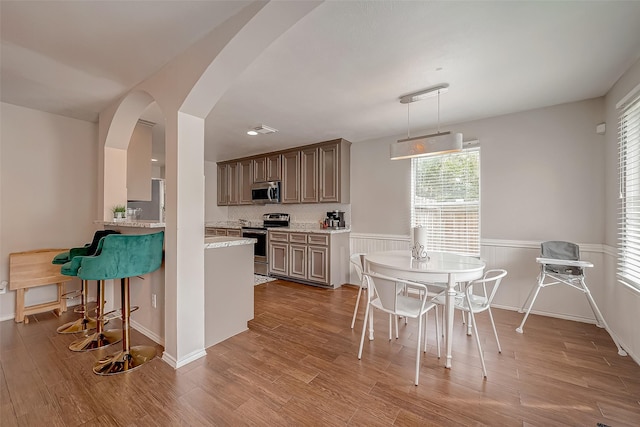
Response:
71,232,164,281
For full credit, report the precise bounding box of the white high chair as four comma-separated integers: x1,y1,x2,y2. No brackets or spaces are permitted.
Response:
516,241,627,357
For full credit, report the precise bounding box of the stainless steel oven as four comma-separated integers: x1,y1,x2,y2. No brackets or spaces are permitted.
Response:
242,213,290,276
241,227,268,275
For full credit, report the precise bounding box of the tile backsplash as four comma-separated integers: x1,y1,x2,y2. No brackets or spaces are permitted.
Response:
226,203,351,227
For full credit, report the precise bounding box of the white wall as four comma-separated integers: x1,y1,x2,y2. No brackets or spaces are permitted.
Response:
352,97,606,241
0,103,98,320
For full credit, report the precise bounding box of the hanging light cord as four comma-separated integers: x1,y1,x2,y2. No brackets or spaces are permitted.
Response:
407,103,411,139
437,89,441,134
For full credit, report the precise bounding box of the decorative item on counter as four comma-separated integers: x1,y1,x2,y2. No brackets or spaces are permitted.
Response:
411,226,429,261
112,205,126,221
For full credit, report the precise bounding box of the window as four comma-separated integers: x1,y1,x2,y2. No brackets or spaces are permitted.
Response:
411,148,480,256
618,93,640,290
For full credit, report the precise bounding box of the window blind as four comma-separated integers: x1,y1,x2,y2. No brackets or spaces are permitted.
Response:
411,148,480,256
618,93,640,290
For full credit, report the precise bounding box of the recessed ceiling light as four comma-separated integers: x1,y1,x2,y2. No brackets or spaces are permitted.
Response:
151,158,158,162
247,130,258,136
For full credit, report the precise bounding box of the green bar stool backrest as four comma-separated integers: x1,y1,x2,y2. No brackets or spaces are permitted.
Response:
77,232,164,281
52,230,121,265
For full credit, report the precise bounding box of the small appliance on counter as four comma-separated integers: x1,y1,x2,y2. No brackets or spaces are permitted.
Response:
323,210,346,229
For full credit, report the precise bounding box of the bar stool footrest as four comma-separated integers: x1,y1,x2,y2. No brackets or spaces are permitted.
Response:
92,345,157,375
56,317,97,334
69,329,122,352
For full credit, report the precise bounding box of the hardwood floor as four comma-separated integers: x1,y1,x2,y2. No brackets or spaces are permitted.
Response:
2,279,640,426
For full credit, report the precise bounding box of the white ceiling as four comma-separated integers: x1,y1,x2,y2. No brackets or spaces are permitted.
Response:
2,1,640,164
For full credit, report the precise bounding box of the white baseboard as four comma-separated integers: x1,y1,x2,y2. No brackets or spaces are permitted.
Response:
130,320,164,346
162,348,207,369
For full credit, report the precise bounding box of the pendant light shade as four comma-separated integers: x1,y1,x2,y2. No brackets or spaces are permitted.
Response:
390,131,463,160
390,83,462,160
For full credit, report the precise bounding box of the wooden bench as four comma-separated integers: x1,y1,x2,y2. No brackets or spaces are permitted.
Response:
9,248,72,323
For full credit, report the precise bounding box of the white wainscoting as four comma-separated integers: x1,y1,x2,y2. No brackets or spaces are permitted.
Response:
349,233,605,324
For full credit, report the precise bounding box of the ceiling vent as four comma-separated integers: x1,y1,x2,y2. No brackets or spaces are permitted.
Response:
248,124,278,135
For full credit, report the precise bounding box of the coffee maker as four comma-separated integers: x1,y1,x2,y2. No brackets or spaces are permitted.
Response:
325,210,345,228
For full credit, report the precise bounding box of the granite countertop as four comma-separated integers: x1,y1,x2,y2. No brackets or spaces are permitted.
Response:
204,221,243,229
100,220,165,228
271,225,351,234
204,236,256,249
204,220,350,234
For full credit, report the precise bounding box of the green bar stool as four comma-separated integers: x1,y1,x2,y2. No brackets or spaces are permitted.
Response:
53,230,120,334
72,232,164,375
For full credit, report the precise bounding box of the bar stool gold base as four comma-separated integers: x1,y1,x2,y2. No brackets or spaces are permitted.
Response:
92,345,157,376
69,329,122,352
56,317,97,334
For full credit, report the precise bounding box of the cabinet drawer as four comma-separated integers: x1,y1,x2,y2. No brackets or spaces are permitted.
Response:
215,228,228,236
205,227,217,237
308,234,329,246
269,231,289,242
226,229,242,237
289,233,307,244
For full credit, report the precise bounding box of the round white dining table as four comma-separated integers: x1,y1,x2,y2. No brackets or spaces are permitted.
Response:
365,250,485,369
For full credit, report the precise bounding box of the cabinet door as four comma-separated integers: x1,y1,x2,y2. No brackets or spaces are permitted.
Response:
266,154,282,181
319,142,339,203
289,244,307,280
269,243,288,275
282,151,300,204
228,162,239,205
217,164,229,206
301,147,318,203
253,157,267,183
308,245,329,284
239,159,253,204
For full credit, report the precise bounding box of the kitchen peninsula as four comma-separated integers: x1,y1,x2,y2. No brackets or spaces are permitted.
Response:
99,220,256,350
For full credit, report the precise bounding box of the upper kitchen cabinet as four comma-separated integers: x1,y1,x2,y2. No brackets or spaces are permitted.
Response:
254,154,282,183
282,151,300,203
127,120,153,201
238,159,253,204
253,157,267,183
217,163,229,205
300,139,350,204
300,147,319,203
319,141,349,203
266,154,282,181
216,138,350,206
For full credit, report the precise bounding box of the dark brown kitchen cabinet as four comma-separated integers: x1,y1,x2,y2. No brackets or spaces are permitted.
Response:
238,159,253,204
253,157,267,183
217,138,350,206
266,154,282,181
217,163,229,205
282,151,300,204
301,147,319,203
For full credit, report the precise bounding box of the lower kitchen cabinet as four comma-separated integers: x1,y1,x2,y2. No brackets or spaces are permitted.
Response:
269,242,288,276
267,230,349,288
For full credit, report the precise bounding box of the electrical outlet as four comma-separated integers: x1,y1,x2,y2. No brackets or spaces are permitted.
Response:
0,280,8,294
151,293,157,308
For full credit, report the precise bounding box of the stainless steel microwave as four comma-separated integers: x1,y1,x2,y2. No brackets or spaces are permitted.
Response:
251,181,281,204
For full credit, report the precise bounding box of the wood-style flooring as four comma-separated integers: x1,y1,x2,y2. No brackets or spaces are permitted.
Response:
2,279,640,426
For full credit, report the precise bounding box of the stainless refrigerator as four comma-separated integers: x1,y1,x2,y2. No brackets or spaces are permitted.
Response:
127,178,164,221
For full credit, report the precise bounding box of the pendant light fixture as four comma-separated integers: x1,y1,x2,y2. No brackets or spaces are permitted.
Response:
390,83,462,160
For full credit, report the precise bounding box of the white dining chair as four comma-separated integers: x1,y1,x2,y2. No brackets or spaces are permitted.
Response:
432,269,507,377
349,253,367,329
358,271,440,386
